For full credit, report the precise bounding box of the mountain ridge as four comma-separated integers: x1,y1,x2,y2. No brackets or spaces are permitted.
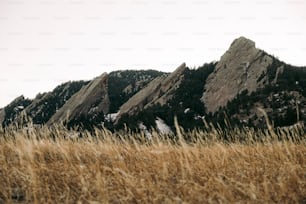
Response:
47,73,109,126
115,63,187,123
1,36,305,131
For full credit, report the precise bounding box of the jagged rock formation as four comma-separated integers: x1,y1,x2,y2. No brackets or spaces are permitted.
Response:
202,36,274,113
1,96,32,126
1,36,305,131
47,73,110,125
115,62,215,130
19,81,88,124
116,63,187,122
1,70,164,128
107,70,164,113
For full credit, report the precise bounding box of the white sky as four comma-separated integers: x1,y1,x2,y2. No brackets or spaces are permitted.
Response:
0,0,305,108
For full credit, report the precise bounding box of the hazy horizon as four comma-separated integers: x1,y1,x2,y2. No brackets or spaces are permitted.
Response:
0,0,306,108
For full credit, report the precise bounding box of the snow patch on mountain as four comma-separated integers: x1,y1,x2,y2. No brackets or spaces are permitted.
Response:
155,117,173,135
105,112,119,122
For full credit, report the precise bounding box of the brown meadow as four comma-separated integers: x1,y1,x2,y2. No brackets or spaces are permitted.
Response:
0,124,305,203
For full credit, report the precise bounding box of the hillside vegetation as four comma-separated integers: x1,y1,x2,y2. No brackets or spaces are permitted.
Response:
0,124,305,203
2,37,306,131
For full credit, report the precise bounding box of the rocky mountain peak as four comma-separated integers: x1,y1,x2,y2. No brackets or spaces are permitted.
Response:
115,63,187,122
202,36,274,113
47,73,109,125
230,36,255,50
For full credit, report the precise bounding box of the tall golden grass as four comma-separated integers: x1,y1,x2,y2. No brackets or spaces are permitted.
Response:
0,124,305,203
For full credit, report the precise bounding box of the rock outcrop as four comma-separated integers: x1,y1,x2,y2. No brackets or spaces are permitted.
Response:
47,73,110,125
0,109,4,125
202,36,275,113
116,63,187,122
0,96,32,126
19,81,87,124
107,70,164,113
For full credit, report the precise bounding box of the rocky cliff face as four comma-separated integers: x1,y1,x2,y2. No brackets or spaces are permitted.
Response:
116,63,187,122
107,70,164,113
0,81,88,127
1,70,163,128
202,36,275,113
0,109,4,125
21,81,88,124
47,73,109,125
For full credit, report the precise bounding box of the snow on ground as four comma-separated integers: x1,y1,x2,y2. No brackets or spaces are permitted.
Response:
138,122,152,140
184,108,190,114
155,117,173,135
105,112,119,122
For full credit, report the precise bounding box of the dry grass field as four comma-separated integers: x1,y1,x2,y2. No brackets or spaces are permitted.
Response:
0,124,305,203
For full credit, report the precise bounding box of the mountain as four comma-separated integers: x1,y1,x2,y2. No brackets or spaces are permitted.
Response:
23,80,89,124
107,69,165,114
202,37,274,113
115,62,215,131
115,63,186,123
0,81,88,127
47,73,110,127
47,69,163,128
0,96,32,126
1,36,305,131
212,59,306,128
0,70,164,129
203,37,306,128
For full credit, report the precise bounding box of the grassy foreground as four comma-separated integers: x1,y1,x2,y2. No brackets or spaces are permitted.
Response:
0,125,305,203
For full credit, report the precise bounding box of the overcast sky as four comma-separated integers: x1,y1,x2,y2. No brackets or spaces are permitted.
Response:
0,0,305,107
